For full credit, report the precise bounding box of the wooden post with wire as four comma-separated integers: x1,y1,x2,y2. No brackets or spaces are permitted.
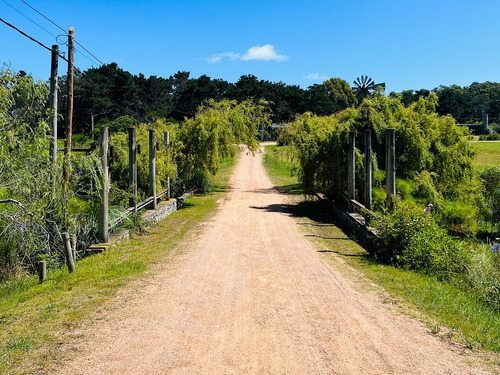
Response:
128,128,138,213
38,261,47,283
63,232,75,273
49,44,58,165
348,131,356,213
149,130,157,209
63,27,74,226
385,128,396,204
99,127,109,243
364,130,372,210
164,131,170,199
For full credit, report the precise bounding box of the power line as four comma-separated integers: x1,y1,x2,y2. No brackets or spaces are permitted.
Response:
0,16,67,61
75,41,104,66
2,0,56,38
17,0,105,67
73,66,132,115
74,47,101,68
18,0,66,34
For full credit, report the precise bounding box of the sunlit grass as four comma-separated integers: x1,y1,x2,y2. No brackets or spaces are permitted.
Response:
262,145,303,195
472,141,500,167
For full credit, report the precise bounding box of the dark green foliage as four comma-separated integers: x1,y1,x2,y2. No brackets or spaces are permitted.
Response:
392,82,500,125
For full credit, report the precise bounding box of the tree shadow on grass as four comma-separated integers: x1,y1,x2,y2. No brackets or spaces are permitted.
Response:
246,183,303,196
274,183,303,195
317,250,364,257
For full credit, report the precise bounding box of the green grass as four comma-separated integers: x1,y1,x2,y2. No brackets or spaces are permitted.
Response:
472,141,500,167
0,157,237,375
262,145,303,195
263,145,500,357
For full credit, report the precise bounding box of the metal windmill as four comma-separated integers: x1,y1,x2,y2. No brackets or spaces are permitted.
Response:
352,75,385,101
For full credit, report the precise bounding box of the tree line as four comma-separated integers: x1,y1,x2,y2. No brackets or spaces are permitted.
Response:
58,63,356,133
56,62,500,135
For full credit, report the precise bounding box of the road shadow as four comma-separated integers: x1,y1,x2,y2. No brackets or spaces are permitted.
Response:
249,199,334,225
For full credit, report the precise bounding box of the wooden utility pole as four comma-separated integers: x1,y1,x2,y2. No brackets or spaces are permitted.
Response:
49,44,58,165
63,27,74,225
99,127,109,243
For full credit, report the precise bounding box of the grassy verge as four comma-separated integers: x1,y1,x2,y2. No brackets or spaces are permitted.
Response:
0,157,237,375
472,141,500,167
262,145,302,195
263,145,500,359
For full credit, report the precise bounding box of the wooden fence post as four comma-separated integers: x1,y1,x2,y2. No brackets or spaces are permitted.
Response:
385,128,396,202
128,127,137,213
49,44,58,165
348,131,356,212
99,127,109,243
164,131,170,199
38,261,46,283
364,130,372,210
71,234,77,261
63,232,75,273
149,130,157,209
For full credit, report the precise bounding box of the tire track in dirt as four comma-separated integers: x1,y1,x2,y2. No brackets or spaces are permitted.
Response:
57,147,489,374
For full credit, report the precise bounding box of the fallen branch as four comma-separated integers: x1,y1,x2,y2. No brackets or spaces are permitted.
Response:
0,198,33,216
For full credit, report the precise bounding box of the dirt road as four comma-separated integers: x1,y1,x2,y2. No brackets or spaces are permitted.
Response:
58,148,488,374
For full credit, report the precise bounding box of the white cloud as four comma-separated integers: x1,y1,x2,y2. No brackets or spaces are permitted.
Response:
207,44,288,63
241,44,288,61
206,51,240,64
304,73,329,80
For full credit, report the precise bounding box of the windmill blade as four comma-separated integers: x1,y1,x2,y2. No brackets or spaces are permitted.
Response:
366,77,374,86
366,83,377,91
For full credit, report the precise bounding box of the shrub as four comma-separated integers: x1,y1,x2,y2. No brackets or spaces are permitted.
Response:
373,199,470,279
467,246,500,310
478,133,500,141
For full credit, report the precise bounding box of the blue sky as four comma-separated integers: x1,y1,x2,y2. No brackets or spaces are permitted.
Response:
1,0,499,92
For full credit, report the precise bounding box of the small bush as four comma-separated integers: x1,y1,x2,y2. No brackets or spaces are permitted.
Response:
479,133,500,141
373,199,470,279
467,246,500,310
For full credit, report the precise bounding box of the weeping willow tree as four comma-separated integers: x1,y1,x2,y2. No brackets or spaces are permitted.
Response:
176,99,271,191
0,67,102,279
